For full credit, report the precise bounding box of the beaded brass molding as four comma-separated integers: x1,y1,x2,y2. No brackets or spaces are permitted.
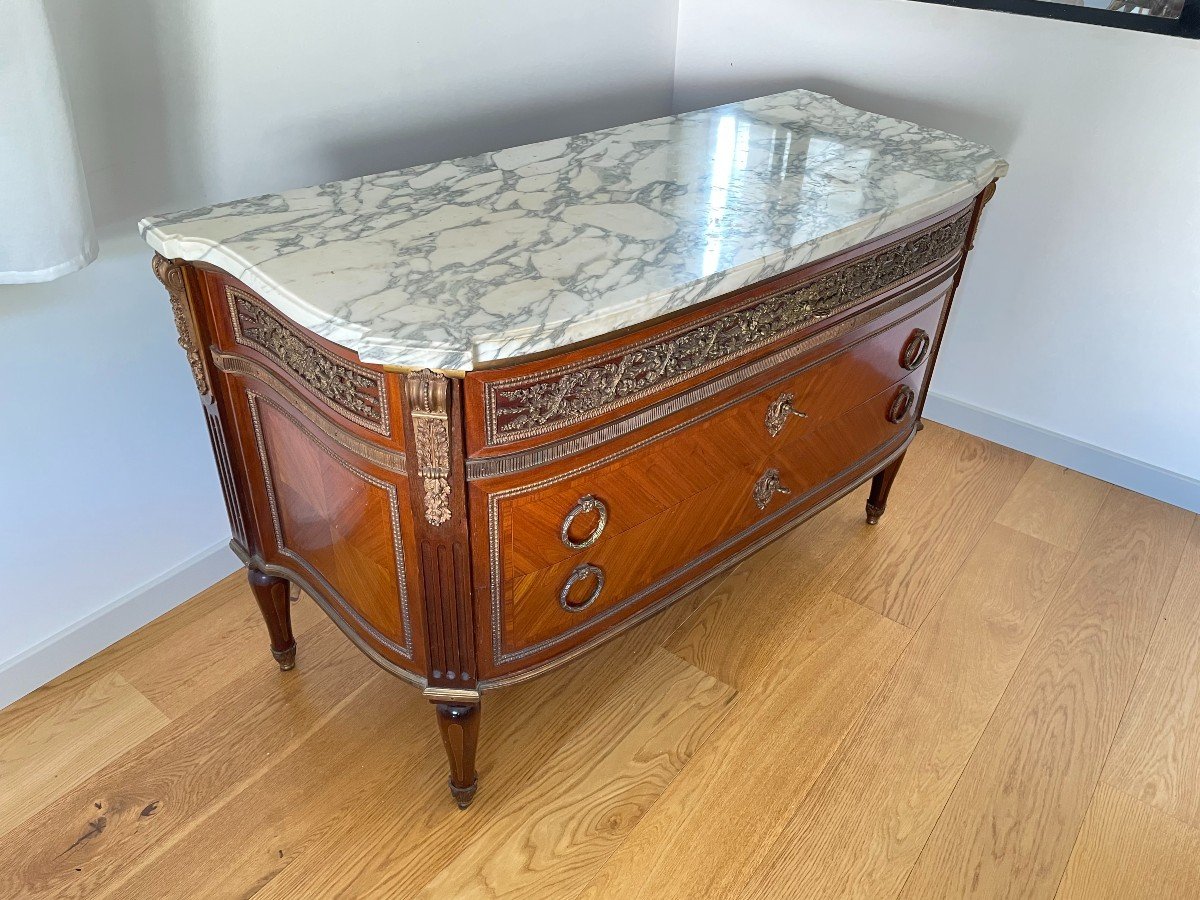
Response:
484,209,971,445
152,255,209,395
226,287,390,436
405,369,453,526
212,351,407,473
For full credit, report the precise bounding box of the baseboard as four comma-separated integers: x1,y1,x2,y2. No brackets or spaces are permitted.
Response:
923,391,1200,514
0,541,240,711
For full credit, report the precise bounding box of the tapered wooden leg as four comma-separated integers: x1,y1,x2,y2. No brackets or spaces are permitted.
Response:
247,568,296,671
434,702,480,809
866,451,908,525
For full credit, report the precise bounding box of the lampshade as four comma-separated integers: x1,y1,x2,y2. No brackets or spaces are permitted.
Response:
0,0,96,284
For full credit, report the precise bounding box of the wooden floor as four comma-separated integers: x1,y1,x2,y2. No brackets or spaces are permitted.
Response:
3,421,1199,899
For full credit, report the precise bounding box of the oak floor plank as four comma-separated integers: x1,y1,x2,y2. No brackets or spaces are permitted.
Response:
119,575,326,720
0,572,323,733
1103,516,1200,828
833,425,1032,627
994,458,1111,552
743,523,1074,899
667,422,990,684
249,594,728,900
899,487,1193,900
669,418,1052,694
665,488,879,694
0,573,243,732
579,595,911,900
103,669,427,900
410,649,734,900
0,673,169,840
0,619,377,900
1055,783,1200,900
582,563,735,668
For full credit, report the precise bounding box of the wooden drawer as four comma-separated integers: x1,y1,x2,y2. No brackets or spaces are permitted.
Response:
487,368,923,668
501,284,947,579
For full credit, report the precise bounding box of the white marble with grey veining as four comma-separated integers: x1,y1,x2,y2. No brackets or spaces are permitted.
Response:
140,89,1006,371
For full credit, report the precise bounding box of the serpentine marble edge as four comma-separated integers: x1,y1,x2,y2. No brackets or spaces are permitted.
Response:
140,88,1007,372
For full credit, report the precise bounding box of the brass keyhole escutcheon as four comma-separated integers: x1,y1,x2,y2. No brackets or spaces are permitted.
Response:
752,468,791,510
765,393,808,437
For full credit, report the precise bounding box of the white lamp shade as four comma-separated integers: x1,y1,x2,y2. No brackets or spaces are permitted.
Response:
0,0,97,284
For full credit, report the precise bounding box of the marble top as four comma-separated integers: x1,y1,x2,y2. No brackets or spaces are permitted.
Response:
140,89,1006,372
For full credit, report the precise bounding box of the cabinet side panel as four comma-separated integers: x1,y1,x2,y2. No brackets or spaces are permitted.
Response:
176,264,425,680
250,393,411,653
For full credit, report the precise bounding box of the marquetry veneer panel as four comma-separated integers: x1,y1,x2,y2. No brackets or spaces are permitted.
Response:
250,393,413,660
495,369,925,663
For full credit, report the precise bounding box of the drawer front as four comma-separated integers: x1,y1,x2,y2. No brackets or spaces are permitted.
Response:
501,285,948,579
483,368,924,670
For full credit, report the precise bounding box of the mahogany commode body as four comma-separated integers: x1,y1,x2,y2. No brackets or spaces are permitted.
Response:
143,91,1004,807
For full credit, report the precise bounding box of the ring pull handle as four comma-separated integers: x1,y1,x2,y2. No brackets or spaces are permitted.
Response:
559,563,604,612
887,385,916,424
900,329,931,371
560,495,608,550
765,392,809,437
752,468,791,510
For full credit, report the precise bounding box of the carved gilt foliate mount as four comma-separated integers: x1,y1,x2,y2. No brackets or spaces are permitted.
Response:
227,288,389,435
405,369,453,527
152,255,209,395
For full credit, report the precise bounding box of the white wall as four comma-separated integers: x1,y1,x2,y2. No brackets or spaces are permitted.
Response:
0,0,679,705
674,0,1200,509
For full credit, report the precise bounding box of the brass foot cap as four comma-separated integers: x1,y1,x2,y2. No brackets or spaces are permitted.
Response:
449,777,479,810
272,644,297,672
